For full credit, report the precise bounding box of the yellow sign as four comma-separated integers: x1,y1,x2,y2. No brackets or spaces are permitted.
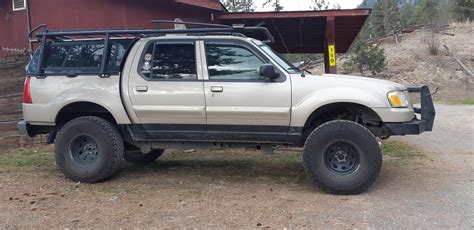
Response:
328,45,336,67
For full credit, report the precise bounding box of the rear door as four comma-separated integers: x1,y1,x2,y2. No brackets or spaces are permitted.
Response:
200,40,292,142
126,40,207,140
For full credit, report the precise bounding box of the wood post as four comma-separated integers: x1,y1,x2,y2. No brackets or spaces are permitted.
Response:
324,16,337,74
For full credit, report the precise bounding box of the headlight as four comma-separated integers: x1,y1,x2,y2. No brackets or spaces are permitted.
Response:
387,91,409,108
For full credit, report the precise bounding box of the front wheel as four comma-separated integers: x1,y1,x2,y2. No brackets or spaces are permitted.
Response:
55,116,124,183
303,120,382,195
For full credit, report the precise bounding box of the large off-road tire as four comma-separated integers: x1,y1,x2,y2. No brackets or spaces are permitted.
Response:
303,120,382,195
124,149,164,164
55,116,124,183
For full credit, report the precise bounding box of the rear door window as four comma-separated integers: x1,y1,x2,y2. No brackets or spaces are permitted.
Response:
108,40,132,72
139,42,197,80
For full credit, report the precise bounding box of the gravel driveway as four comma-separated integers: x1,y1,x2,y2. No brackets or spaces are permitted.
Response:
391,103,474,228
0,104,473,229
396,104,474,155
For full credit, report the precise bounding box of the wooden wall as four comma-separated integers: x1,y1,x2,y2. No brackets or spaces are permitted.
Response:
0,0,219,57
0,55,45,149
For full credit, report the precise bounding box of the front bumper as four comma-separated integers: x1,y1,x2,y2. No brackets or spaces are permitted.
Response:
384,86,436,135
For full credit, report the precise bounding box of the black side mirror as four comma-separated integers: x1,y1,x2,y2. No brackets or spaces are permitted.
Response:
259,64,279,80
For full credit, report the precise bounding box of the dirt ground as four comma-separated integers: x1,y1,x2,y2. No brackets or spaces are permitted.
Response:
0,104,473,229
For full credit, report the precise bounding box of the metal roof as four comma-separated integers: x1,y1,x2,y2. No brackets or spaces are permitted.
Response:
218,9,371,54
173,0,225,11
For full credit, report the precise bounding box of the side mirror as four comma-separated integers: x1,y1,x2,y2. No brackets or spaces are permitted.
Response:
259,64,279,80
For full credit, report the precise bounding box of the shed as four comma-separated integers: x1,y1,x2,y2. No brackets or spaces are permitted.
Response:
217,9,371,73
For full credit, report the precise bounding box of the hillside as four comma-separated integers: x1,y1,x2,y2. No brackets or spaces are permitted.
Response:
311,22,473,102
379,22,473,101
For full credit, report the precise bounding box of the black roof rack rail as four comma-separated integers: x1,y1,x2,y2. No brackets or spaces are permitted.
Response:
28,24,47,39
30,20,275,44
28,20,274,79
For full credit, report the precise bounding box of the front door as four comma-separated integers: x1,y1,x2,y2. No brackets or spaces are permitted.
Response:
201,41,292,142
127,40,206,140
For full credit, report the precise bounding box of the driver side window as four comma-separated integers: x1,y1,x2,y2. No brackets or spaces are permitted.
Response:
205,43,265,81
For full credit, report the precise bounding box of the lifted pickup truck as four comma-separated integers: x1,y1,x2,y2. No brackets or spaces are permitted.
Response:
18,21,435,194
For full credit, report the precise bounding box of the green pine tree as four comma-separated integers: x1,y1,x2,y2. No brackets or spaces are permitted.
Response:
312,0,330,10
363,0,401,38
264,0,283,11
367,0,386,38
343,21,387,76
382,0,402,35
343,39,387,75
400,4,419,27
417,0,443,25
450,0,474,22
222,0,255,12
312,0,341,10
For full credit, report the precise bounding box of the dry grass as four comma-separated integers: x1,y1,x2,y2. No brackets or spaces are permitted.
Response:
450,98,474,105
0,140,419,176
419,29,441,55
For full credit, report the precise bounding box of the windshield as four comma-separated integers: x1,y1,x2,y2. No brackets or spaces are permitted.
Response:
258,44,300,74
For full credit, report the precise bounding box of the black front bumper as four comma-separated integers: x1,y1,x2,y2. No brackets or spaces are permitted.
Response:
384,85,436,135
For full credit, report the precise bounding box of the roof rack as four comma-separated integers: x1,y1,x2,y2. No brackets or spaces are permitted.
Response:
29,20,274,78
29,20,275,44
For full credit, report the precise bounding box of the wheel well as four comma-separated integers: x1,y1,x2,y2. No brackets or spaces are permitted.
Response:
300,103,382,144
55,102,117,127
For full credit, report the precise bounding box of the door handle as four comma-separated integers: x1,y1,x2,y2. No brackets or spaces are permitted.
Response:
136,86,148,92
211,86,224,93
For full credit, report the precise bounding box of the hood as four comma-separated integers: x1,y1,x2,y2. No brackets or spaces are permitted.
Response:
289,73,409,108
290,73,406,92
322,74,406,91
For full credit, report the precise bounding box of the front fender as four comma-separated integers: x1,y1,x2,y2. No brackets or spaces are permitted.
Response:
290,87,390,127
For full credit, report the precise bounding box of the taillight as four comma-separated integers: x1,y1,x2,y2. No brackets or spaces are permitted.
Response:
23,76,32,104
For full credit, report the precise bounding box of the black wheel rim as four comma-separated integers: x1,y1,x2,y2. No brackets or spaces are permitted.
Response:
324,141,360,175
70,135,99,165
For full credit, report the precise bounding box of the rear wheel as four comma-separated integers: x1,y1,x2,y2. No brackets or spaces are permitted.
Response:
124,149,164,164
55,116,124,183
303,120,382,195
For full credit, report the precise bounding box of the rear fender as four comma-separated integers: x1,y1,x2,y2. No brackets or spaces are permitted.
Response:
24,76,131,124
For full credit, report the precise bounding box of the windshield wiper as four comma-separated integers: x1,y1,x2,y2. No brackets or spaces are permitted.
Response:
288,66,312,75
288,67,302,72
